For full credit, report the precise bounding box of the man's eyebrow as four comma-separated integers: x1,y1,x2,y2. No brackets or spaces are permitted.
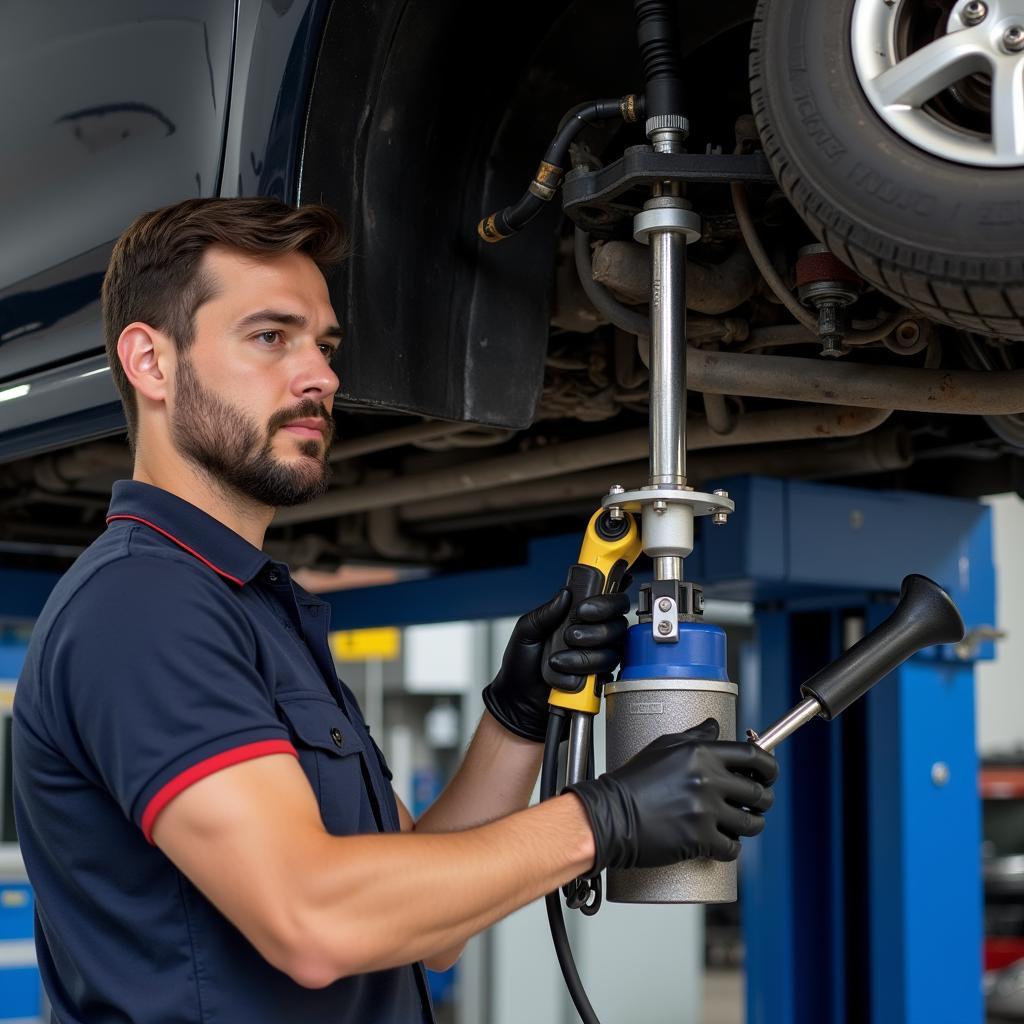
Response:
234,310,343,340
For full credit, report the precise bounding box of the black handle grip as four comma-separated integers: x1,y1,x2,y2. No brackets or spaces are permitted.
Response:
543,564,607,693
800,574,966,721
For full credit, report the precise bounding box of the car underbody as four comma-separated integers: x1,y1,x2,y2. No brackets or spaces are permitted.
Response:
2,0,1023,576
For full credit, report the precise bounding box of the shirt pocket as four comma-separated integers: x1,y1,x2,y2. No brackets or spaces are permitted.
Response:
275,696,373,836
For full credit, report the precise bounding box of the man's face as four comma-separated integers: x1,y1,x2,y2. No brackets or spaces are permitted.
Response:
168,246,341,508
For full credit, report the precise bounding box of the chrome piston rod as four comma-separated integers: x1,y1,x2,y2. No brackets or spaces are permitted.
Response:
636,192,704,584
649,228,687,492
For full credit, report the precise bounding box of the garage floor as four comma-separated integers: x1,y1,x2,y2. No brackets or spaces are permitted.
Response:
703,970,743,1024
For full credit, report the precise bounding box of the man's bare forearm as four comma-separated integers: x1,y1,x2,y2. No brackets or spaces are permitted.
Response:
414,710,545,834
292,792,593,982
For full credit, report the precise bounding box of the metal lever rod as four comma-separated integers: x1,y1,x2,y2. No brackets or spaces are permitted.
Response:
746,697,821,752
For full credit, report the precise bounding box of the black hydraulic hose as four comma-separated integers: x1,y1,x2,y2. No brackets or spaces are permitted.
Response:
634,0,683,119
541,708,602,1024
478,96,642,243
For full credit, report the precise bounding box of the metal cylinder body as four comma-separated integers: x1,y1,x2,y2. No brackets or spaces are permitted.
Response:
604,621,738,903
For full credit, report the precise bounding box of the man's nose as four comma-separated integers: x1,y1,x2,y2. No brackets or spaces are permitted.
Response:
292,345,340,402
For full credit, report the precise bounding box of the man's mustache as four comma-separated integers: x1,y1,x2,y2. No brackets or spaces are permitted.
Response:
268,401,334,444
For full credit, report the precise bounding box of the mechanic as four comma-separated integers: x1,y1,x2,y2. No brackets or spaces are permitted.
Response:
12,197,778,1023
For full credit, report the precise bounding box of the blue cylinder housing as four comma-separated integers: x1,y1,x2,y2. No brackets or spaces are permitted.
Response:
618,620,729,682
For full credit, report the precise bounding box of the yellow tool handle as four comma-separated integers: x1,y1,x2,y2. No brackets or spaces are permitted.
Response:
545,507,642,714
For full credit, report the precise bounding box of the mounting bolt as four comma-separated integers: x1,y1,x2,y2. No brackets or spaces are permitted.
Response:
712,489,730,526
931,761,951,787
962,0,987,25
653,499,668,514
817,301,848,357
1004,24,1024,51
607,483,626,522
657,598,674,613
657,620,674,636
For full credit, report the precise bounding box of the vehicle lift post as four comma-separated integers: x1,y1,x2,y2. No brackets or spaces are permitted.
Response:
688,478,995,1024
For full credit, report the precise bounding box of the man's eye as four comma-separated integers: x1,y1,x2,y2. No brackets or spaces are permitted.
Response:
319,343,339,359
255,330,281,345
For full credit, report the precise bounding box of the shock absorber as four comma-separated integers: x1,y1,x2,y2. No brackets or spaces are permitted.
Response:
597,0,737,905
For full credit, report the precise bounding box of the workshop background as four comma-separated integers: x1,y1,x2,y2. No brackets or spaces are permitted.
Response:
1,492,1021,1024
5,0,1024,1019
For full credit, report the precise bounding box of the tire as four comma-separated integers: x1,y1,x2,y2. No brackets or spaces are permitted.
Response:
750,0,1024,339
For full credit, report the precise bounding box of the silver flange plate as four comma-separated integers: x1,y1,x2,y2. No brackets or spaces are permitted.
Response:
600,487,735,517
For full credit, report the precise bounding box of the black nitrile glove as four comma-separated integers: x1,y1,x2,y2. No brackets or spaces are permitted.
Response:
567,718,779,872
482,588,631,742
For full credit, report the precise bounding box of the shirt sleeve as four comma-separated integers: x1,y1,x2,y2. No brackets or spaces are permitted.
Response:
41,553,295,842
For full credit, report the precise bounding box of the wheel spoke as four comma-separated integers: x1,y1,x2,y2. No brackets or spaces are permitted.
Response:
992,58,1024,160
872,30,990,109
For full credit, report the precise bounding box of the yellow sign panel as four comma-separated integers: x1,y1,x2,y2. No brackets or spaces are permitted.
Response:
330,627,401,662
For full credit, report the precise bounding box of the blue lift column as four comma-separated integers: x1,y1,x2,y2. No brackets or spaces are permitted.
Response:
690,477,995,1024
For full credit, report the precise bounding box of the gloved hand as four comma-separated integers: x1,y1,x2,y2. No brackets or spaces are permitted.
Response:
482,588,630,742
567,718,778,872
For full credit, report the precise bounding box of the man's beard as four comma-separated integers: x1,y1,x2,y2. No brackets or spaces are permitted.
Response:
170,355,335,508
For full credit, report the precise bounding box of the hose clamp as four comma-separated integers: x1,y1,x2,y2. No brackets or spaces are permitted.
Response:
528,160,564,201
477,214,509,243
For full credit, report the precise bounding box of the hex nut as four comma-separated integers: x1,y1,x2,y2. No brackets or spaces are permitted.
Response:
1004,24,1024,51
962,0,987,25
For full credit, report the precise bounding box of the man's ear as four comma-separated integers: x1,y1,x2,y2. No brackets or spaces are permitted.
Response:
117,323,173,404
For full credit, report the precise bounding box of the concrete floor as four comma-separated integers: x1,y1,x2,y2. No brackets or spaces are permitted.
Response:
703,970,743,1024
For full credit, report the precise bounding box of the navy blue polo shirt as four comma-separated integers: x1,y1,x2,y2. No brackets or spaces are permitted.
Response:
13,480,435,1024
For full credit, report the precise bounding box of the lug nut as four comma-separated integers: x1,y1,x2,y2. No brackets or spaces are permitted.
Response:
657,621,673,636
962,0,987,25
657,598,673,613
1004,24,1024,51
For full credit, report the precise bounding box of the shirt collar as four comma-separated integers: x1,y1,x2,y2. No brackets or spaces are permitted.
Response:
105,480,272,587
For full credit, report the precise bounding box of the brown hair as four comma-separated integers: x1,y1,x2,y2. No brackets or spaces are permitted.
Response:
101,197,347,453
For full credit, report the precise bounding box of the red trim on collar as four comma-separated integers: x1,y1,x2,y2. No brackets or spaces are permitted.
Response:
106,514,246,586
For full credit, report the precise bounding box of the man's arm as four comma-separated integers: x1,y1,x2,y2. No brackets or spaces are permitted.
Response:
393,710,546,971
154,752,594,989
406,711,543,835
155,720,775,989
394,588,629,837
